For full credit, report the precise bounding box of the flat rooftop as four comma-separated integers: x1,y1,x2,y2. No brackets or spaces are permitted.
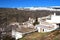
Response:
10,24,36,33
16,27,36,33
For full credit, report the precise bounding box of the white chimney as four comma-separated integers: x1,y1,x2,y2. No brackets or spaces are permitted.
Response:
54,13,56,16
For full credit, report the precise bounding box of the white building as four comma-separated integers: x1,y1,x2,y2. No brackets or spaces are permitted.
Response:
9,22,36,40
28,17,35,24
46,13,60,23
35,23,59,32
11,26,37,40
36,13,60,32
12,30,23,40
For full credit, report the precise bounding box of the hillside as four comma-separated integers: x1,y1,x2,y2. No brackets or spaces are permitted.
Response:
0,8,60,25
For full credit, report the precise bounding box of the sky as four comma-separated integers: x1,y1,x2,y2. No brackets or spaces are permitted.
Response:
0,0,60,8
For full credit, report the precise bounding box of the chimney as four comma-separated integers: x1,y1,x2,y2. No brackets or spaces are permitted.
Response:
54,13,56,16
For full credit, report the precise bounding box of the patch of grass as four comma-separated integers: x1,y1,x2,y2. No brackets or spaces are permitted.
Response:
53,34,60,40
54,38,59,40
19,32,49,40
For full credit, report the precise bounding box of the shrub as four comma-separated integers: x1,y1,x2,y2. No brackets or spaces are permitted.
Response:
33,17,39,26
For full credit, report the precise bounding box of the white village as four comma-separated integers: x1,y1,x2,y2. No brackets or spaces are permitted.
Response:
1,0,60,40
0,7,60,40
8,13,60,40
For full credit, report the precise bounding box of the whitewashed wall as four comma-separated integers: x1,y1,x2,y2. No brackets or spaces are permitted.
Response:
35,24,59,32
12,30,23,40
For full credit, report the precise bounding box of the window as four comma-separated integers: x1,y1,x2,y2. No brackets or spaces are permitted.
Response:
43,29,44,32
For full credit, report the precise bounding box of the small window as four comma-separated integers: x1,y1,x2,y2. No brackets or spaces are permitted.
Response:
43,29,44,31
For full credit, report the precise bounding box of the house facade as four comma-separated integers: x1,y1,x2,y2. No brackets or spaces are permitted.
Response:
12,30,23,40
35,23,59,32
36,13,59,32
8,22,36,40
46,13,60,23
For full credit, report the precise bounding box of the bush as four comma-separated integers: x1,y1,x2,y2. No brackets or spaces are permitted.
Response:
33,17,39,26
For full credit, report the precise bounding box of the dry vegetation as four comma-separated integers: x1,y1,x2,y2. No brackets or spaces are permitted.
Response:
53,34,60,40
19,30,60,40
20,32,50,40
0,8,60,23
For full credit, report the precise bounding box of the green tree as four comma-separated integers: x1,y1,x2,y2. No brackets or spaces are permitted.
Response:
33,17,39,26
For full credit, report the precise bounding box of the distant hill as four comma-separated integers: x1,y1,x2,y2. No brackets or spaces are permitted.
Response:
0,8,60,25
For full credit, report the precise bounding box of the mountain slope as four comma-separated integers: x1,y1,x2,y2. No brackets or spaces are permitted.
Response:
0,8,60,24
